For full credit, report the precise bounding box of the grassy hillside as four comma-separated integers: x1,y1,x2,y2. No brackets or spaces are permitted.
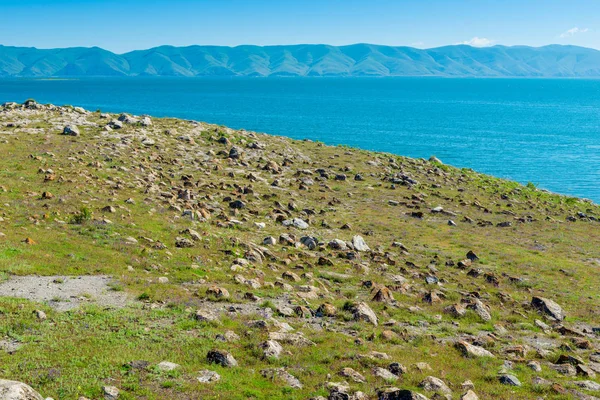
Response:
0,100,599,399
2,43,600,77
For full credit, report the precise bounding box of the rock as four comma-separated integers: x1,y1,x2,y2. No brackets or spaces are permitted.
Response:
260,368,302,389
228,146,242,159
498,374,521,386
444,304,466,318
0,379,44,400
371,286,394,303
206,285,230,299
156,361,180,372
102,385,119,399
328,239,348,250
229,200,246,209
175,237,194,248
345,302,378,326
550,363,577,376
352,235,370,252
527,361,542,372
571,380,600,391
268,332,315,347
460,390,479,400
283,218,309,230
339,367,365,383
455,341,494,358
467,299,491,321
62,125,80,136
316,303,337,317
197,369,220,383
140,116,152,126
377,387,430,400
263,236,277,245
419,376,452,396
259,340,283,359
34,310,46,321
531,296,565,321
373,367,398,381
194,309,218,322
157,277,169,284
206,349,238,367
389,362,408,376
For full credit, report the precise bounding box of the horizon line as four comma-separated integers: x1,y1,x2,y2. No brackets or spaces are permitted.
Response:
0,42,596,55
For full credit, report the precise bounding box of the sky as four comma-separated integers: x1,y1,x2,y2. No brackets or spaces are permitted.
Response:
0,0,599,53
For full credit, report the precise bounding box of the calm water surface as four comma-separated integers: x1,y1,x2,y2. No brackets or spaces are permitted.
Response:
1,77,599,201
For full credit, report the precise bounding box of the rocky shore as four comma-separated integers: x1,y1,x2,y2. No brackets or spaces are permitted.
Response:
0,100,599,399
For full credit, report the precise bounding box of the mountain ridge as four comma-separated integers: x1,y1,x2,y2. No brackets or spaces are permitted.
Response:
2,43,600,77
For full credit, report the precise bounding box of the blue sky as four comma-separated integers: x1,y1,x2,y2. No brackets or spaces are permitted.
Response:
0,0,598,53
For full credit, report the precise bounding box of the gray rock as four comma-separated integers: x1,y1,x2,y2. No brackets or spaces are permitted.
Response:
531,296,565,321
498,374,521,386
419,376,452,396
345,302,378,326
373,367,398,381
62,125,80,136
461,390,479,400
377,387,430,400
571,380,600,391
260,368,302,389
455,341,494,358
102,385,119,400
0,379,43,400
156,361,180,372
206,349,238,367
339,367,366,383
196,369,220,383
260,340,283,359
352,235,370,252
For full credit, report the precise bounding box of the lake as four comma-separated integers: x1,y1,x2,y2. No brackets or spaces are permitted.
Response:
1,77,599,202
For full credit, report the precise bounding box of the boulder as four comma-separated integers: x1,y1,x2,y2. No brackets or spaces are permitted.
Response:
197,369,220,383
62,125,80,136
0,379,43,400
455,341,494,358
206,349,238,367
352,235,370,252
531,296,565,321
345,302,378,326
377,388,430,400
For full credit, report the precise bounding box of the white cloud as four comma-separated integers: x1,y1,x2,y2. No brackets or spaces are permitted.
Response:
411,41,425,47
458,37,493,47
560,27,589,38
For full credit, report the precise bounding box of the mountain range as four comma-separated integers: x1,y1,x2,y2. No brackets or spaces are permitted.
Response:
2,43,600,77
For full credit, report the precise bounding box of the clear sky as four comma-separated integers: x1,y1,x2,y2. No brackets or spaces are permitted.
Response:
1,0,599,53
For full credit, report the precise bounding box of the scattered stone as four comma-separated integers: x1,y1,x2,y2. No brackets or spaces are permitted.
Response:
352,235,370,252
197,369,220,383
259,340,283,359
419,376,452,396
455,341,494,358
206,349,238,367
531,296,565,321
102,385,120,400
156,361,180,372
498,374,521,386
260,368,302,389
339,367,366,383
0,379,44,400
345,302,378,326
62,125,80,136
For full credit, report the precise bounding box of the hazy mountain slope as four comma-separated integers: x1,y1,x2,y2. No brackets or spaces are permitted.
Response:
1,43,600,77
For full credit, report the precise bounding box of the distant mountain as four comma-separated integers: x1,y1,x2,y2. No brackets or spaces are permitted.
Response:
2,43,600,77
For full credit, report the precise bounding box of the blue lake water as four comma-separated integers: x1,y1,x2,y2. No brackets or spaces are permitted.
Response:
1,77,600,202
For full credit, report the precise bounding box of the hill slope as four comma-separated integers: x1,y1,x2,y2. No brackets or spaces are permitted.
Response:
0,100,600,399
2,43,600,77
